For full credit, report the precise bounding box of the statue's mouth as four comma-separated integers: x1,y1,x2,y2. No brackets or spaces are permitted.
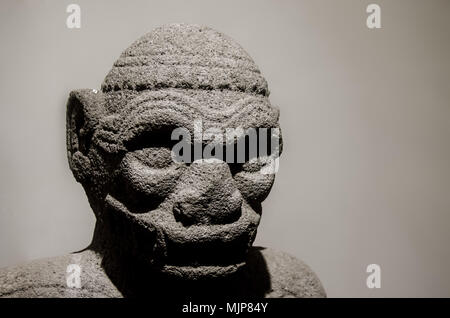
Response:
104,194,260,278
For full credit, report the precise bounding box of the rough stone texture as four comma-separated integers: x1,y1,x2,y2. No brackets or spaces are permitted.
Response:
0,23,325,298
0,248,324,297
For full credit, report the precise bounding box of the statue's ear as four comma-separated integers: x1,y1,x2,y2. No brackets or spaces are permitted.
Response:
66,89,105,183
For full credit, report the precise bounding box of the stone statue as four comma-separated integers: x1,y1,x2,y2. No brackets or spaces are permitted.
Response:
0,24,325,298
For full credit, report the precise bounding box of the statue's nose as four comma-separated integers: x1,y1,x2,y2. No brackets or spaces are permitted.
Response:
172,159,243,225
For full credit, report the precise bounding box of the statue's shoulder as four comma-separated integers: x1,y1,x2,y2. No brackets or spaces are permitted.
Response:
248,247,326,298
0,250,121,298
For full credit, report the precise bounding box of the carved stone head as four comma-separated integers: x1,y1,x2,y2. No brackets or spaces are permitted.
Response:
66,24,282,280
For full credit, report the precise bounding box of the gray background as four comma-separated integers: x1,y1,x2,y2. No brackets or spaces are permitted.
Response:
1,0,449,297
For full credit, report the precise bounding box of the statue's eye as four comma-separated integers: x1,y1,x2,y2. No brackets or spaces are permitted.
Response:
121,126,183,169
113,147,182,213
127,147,174,169
229,156,275,175
228,161,243,175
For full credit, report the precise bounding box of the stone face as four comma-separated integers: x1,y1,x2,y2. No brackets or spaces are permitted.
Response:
0,23,326,297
